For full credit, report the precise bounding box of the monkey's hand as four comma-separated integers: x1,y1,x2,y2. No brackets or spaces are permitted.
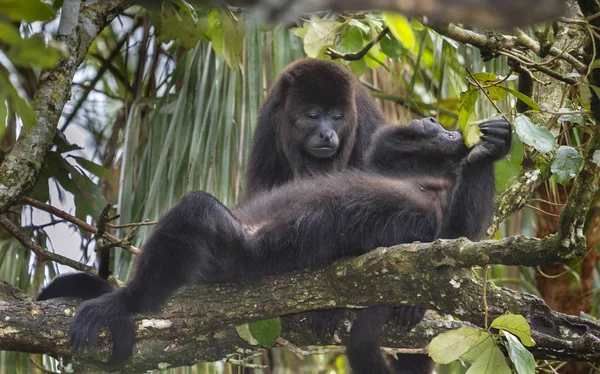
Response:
467,118,512,164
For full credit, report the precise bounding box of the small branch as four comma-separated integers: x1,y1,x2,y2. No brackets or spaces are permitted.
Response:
106,219,157,229
326,27,390,61
513,27,586,73
430,23,587,75
20,197,140,255
486,164,552,238
0,215,96,273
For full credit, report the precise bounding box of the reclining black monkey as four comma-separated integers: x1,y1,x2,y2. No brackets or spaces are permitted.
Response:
39,117,510,373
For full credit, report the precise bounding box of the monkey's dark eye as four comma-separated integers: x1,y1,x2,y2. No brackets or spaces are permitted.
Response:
332,114,343,120
308,113,319,120
446,132,456,139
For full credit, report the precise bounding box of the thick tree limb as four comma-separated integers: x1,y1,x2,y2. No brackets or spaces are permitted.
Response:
0,0,132,214
1,240,599,372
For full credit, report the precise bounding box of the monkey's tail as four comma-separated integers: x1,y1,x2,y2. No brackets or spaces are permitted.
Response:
37,272,115,301
346,305,434,374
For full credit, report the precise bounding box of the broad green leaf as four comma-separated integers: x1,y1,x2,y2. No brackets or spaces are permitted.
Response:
7,34,61,68
466,345,511,374
382,12,415,49
463,120,483,148
514,115,556,154
503,331,535,374
205,9,244,69
0,75,36,131
461,330,495,362
235,324,259,345
0,21,21,45
488,86,507,101
364,42,386,69
349,58,367,77
490,314,535,347
472,72,498,85
379,34,405,58
339,26,364,55
303,16,339,58
158,3,208,49
25,162,52,203
558,108,586,127
291,22,308,39
348,19,370,33
429,327,490,364
0,0,55,22
505,88,540,111
248,317,281,347
47,152,108,218
71,156,117,183
495,138,523,192
551,146,583,185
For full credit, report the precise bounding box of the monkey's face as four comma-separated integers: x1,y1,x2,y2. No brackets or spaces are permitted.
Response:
290,106,347,159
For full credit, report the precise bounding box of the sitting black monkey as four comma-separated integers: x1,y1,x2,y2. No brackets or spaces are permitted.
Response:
245,59,386,200
49,117,510,373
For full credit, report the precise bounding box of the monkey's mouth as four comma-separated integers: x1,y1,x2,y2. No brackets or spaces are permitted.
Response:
307,146,338,158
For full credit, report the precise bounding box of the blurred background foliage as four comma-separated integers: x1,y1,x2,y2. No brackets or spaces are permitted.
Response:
0,0,597,373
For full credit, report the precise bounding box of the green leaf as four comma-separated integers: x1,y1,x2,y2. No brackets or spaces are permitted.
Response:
505,88,540,111
71,156,117,183
7,34,61,68
158,3,208,49
465,345,511,374
514,115,556,154
490,314,536,347
429,327,491,364
235,324,259,345
463,120,483,148
503,331,535,374
248,317,281,347
339,26,364,55
0,0,55,22
364,42,386,69
461,331,495,362
472,72,498,85
379,34,405,58
0,75,36,131
205,9,244,69
0,21,22,45
495,138,523,192
303,16,339,58
382,12,415,49
459,89,480,147
47,152,108,219
551,146,583,185
488,86,507,101
558,108,586,127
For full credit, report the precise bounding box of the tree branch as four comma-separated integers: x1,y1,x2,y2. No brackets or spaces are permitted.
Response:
0,0,133,214
0,216,96,273
1,240,599,372
20,197,140,255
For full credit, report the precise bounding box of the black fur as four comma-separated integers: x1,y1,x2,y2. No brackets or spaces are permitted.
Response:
245,59,386,200
54,118,511,372
38,273,114,301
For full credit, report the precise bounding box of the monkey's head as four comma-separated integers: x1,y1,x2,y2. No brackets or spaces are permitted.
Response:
279,59,359,160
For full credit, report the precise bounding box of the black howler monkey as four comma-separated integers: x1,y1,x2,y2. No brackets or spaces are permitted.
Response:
51,117,510,373
245,59,386,200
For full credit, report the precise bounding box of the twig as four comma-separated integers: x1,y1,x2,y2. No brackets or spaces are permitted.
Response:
106,220,157,229
0,215,96,273
20,197,140,255
326,27,390,61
